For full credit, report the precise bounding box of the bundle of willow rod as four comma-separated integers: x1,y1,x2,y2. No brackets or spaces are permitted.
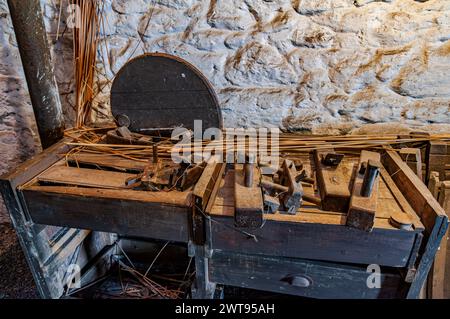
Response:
64,129,450,163
72,0,104,128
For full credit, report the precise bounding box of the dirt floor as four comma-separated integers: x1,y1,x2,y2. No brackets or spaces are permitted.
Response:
0,223,38,299
0,222,293,300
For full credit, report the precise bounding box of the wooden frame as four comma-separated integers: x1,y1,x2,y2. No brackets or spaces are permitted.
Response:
0,136,225,298
0,139,116,298
381,150,448,298
2,139,447,299
427,174,450,299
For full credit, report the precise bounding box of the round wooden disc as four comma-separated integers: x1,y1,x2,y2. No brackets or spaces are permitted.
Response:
110,53,223,133
389,211,413,230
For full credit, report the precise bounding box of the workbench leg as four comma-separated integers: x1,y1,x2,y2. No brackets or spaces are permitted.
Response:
190,243,216,299
407,214,449,299
428,182,450,299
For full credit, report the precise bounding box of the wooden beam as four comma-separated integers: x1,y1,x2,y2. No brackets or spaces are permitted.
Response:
209,213,419,267
313,150,352,212
382,149,447,233
280,159,303,215
192,161,225,245
428,171,441,199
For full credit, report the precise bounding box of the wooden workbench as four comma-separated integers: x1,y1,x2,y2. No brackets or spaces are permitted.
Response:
195,151,448,299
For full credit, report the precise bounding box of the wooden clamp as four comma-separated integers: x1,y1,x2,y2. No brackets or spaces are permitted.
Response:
192,161,226,245
399,148,423,181
427,176,450,299
346,151,381,232
179,162,207,191
313,149,352,212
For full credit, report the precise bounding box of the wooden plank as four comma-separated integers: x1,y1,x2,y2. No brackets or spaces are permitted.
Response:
313,150,353,212
347,151,381,231
428,154,450,181
210,203,401,230
209,251,405,299
428,155,450,168
377,198,402,219
38,166,136,189
208,170,235,209
67,153,148,172
234,164,263,228
43,229,91,273
380,149,449,298
209,214,418,267
378,180,394,199
0,180,54,298
20,187,191,243
1,138,73,189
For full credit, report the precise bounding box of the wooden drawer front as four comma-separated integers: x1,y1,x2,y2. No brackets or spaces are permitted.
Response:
209,217,418,268
21,188,191,243
209,251,406,299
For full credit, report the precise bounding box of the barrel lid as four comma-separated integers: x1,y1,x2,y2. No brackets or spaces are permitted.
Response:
110,53,223,133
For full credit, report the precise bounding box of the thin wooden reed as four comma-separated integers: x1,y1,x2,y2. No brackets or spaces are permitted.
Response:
64,128,450,164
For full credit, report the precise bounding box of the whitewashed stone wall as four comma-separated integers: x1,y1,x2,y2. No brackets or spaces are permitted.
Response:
1,0,450,221
92,0,450,134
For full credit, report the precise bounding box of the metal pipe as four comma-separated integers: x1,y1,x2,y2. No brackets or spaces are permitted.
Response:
361,160,381,197
7,0,65,149
152,144,159,163
244,153,256,187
